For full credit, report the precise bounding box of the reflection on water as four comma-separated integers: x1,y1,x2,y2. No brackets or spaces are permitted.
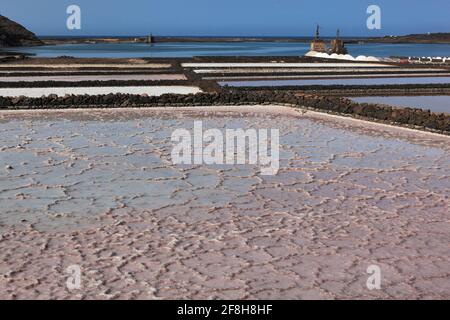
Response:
220,77,450,87
351,96,450,114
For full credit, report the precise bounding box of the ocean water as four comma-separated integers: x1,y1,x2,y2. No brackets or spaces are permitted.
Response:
4,42,450,58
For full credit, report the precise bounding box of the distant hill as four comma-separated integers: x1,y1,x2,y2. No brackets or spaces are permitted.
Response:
0,15,42,47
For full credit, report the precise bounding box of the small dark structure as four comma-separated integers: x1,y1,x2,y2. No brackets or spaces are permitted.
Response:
310,25,327,53
330,29,348,54
146,34,155,44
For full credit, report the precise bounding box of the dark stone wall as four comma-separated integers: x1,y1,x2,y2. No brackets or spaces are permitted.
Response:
0,91,448,134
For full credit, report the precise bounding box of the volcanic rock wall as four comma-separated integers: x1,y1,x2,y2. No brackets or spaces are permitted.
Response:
0,91,448,133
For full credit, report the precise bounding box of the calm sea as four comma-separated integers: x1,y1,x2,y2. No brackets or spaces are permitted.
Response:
4,42,450,58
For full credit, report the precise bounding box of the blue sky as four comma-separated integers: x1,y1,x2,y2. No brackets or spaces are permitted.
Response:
1,0,449,37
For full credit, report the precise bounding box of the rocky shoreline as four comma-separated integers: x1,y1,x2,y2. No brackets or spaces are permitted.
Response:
1,91,448,134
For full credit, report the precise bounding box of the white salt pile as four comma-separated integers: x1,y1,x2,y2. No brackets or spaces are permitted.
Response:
305,51,381,62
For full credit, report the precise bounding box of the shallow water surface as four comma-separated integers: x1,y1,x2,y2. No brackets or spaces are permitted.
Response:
6,42,450,58
1,108,448,230
220,76,450,87
0,107,449,299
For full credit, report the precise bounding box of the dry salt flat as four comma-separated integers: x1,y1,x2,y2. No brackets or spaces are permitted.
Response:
194,68,446,74
0,86,201,98
0,64,172,69
206,73,450,81
0,106,449,300
182,63,394,68
0,70,173,74
0,74,187,82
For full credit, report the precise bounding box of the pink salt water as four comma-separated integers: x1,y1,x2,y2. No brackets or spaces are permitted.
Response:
0,106,449,299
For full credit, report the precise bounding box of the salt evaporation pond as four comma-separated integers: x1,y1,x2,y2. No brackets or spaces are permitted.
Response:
351,96,450,114
220,77,450,87
0,106,449,299
0,86,201,98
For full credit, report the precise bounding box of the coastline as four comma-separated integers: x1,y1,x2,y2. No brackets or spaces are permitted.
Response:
36,34,450,45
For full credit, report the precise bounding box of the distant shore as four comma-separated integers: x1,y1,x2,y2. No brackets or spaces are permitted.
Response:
37,33,450,45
